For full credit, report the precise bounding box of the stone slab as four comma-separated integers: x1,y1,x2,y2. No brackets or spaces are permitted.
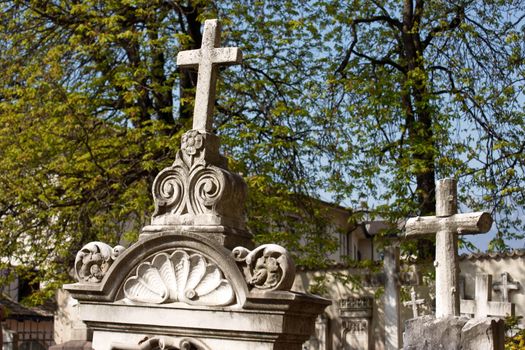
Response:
82,302,323,349
49,340,93,350
403,315,504,350
461,318,504,350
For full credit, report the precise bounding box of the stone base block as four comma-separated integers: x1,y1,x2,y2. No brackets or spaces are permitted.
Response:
49,340,93,350
403,315,504,350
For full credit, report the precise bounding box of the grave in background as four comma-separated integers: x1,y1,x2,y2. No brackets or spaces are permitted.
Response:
402,178,504,350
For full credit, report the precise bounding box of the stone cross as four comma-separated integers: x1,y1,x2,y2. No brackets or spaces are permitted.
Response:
177,19,242,132
461,274,514,318
403,287,425,318
493,272,519,302
404,178,493,318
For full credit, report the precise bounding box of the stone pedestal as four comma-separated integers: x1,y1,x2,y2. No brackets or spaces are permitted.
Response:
403,315,504,350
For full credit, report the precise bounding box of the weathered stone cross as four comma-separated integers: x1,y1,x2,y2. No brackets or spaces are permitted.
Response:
177,19,242,132
403,287,425,318
404,178,493,318
493,272,520,302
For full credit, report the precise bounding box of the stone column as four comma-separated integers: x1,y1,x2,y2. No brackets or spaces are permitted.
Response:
384,245,401,350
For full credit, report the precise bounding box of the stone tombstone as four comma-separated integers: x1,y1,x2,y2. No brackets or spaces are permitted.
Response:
492,272,519,302
64,19,329,350
403,287,425,319
404,178,493,318
339,297,373,350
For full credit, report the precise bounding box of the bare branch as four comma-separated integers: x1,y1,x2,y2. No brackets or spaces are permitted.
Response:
337,22,405,74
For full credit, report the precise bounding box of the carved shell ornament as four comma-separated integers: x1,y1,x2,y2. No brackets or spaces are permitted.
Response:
110,336,210,350
123,249,235,306
232,244,296,291
75,242,126,283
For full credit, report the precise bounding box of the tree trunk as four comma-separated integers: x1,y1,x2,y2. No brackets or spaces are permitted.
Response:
402,0,436,259
177,7,203,128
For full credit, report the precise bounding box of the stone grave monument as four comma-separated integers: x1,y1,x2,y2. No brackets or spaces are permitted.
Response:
63,19,329,350
401,178,504,350
339,297,374,350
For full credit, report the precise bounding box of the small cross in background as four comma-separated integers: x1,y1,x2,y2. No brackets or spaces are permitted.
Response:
403,287,425,318
493,272,519,302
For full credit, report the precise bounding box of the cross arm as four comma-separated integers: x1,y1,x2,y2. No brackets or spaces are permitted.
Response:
403,212,492,238
177,49,201,68
176,48,242,68
403,299,424,306
213,47,242,65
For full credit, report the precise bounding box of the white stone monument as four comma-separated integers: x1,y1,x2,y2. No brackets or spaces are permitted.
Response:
63,19,329,350
404,178,492,318
402,178,505,350
383,245,401,350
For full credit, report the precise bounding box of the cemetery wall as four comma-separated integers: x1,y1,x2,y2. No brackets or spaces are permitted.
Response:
293,249,524,350
459,250,524,324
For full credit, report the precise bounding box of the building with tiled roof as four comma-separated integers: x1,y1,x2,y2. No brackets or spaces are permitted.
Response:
1,294,55,349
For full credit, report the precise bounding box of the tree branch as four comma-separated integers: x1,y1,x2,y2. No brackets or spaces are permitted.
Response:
423,6,464,49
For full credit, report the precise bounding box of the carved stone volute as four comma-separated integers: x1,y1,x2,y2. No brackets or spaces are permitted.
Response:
232,244,296,291
142,129,248,237
74,241,126,283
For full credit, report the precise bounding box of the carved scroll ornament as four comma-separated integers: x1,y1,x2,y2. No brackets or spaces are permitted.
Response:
232,244,296,291
75,242,126,283
151,130,246,228
123,249,235,306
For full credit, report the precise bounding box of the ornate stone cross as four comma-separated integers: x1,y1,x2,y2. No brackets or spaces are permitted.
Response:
140,19,248,244
461,274,514,318
177,19,242,132
493,272,520,302
404,178,493,318
403,287,425,318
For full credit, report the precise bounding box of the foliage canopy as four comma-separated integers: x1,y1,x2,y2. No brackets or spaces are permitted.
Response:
1,0,524,302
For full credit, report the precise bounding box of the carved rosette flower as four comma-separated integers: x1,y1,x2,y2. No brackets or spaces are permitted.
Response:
123,249,235,306
74,242,126,283
232,244,296,291
181,130,204,156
